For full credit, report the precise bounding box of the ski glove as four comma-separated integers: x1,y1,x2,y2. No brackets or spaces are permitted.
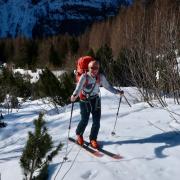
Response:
70,94,78,102
119,90,124,96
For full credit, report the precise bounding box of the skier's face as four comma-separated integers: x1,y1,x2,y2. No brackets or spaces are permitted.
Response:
89,66,99,77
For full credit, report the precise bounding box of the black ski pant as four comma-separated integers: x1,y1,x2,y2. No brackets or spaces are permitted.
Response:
76,96,101,141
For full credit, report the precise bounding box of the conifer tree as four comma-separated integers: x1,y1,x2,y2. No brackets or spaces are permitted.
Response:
68,36,79,55
20,113,62,180
113,48,132,86
49,45,61,67
60,73,75,105
26,40,38,69
0,41,6,62
37,68,63,106
86,48,95,58
96,44,114,82
4,40,15,63
37,68,74,108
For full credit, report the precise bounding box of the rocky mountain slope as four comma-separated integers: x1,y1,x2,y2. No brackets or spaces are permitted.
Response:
0,0,131,38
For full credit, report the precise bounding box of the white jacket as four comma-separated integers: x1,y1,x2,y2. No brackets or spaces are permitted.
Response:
73,72,119,97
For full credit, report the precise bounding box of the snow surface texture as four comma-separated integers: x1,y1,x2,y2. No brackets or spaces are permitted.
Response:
0,87,180,180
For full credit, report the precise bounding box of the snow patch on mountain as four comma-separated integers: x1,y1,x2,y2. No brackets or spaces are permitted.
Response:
0,0,131,38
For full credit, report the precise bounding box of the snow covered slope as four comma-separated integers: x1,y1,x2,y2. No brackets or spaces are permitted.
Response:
0,0,130,38
0,87,180,179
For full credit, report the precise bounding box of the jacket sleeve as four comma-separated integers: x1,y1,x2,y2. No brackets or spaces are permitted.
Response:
72,74,86,96
100,74,120,94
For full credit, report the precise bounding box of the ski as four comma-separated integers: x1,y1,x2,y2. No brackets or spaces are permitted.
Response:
84,140,123,159
68,137,103,157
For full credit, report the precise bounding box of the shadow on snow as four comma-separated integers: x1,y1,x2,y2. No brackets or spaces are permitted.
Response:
101,131,180,158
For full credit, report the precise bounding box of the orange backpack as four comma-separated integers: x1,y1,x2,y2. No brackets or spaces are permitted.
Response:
75,56,94,82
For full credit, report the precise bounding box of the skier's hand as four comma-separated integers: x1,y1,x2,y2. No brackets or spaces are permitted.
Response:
70,94,78,102
119,90,124,96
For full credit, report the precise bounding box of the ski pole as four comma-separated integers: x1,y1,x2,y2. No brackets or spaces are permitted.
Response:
68,102,74,130
111,96,122,136
123,95,132,107
64,102,74,161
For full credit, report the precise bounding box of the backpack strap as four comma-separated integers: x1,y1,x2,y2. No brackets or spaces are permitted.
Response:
79,74,100,100
84,72,88,87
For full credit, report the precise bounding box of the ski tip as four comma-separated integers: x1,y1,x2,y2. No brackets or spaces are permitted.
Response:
112,154,123,159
